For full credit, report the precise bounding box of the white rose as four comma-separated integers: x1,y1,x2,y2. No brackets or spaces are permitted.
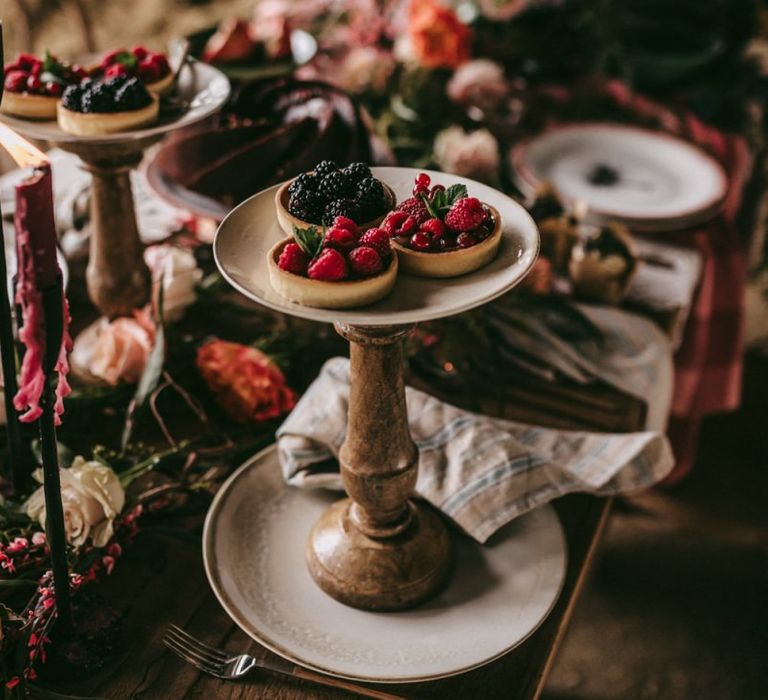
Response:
339,47,396,95
447,59,507,109
144,245,203,323
433,126,501,183
25,457,126,548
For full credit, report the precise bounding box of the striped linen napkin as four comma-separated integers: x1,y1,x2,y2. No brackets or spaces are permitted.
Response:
277,357,674,543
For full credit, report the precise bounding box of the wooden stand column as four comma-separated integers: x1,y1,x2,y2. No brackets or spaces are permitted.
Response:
56,140,155,319
306,323,452,611
82,153,150,318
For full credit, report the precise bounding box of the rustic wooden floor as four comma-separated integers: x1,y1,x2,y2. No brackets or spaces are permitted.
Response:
544,350,768,700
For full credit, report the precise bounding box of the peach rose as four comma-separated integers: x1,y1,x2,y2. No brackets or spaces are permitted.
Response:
72,311,156,386
447,59,507,109
408,0,471,69
196,340,296,423
433,126,500,183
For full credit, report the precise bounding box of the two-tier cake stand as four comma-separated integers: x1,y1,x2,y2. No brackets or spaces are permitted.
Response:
213,167,540,610
0,61,229,318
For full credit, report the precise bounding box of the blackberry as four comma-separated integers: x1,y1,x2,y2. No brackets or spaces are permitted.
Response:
322,198,359,226
61,84,83,111
343,162,372,184
288,172,319,198
319,171,352,201
356,177,387,219
288,191,324,223
314,160,338,177
80,82,114,113
114,77,152,111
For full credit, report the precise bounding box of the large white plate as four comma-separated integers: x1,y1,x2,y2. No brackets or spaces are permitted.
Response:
0,61,230,147
511,123,727,231
203,445,567,683
213,167,540,326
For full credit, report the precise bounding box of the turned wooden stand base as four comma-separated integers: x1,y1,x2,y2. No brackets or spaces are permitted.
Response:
306,324,452,611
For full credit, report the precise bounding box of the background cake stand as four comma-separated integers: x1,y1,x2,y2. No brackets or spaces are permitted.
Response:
0,61,230,318
214,167,539,612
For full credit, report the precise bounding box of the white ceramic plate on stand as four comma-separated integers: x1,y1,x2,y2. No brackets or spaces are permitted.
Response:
213,167,540,327
511,123,728,232
203,445,567,683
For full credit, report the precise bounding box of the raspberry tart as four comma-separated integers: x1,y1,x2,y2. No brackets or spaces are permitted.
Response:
387,174,502,278
267,217,398,309
275,161,395,236
96,47,174,95
1,52,87,119
57,75,159,135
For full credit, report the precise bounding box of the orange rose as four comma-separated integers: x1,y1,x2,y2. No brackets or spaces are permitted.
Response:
408,0,471,69
196,340,296,423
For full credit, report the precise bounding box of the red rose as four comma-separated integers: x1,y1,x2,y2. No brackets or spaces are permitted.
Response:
409,0,471,69
196,340,296,424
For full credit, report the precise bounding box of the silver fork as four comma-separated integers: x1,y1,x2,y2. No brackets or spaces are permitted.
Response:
163,624,409,700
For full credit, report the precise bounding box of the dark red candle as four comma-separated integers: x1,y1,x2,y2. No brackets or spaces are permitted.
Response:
14,163,60,289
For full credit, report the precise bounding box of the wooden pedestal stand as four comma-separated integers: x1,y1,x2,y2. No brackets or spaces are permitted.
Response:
306,323,452,611
57,140,156,318
213,165,540,613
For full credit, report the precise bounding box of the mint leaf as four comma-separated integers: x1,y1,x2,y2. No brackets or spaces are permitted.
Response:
115,51,138,70
445,183,468,205
42,50,62,75
293,225,323,258
420,193,440,219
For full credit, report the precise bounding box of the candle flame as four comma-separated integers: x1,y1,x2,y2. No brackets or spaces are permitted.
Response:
0,122,49,169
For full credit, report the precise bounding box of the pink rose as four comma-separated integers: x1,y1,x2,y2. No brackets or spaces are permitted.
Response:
447,59,507,109
433,126,500,183
71,310,155,386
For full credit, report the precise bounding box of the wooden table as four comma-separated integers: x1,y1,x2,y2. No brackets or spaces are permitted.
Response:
48,369,640,700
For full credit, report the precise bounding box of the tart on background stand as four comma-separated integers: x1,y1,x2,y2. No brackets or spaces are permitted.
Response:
388,173,502,278
268,217,398,309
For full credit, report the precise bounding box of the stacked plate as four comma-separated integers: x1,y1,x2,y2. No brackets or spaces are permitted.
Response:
511,123,728,233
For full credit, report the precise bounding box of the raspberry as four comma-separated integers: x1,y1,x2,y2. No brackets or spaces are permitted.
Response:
420,218,446,238
395,197,430,225
314,160,338,177
4,71,29,93
277,242,309,276
332,216,358,235
324,225,357,251
45,81,63,97
409,231,434,251
445,197,487,232
105,63,129,80
457,232,478,248
308,248,348,281
26,75,42,93
133,46,149,60
348,246,383,277
413,173,431,196
358,227,391,258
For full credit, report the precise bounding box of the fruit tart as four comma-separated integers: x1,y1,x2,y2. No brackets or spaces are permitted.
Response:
569,222,637,304
275,161,395,235
528,183,580,276
97,47,174,95
267,216,398,309
386,173,502,278
1,51,87,119
57,75,159,135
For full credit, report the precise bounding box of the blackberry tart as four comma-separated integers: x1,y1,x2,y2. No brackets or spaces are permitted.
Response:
387,173,502,278
57,75,159,135
1,51,87,120
275,161,395,236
